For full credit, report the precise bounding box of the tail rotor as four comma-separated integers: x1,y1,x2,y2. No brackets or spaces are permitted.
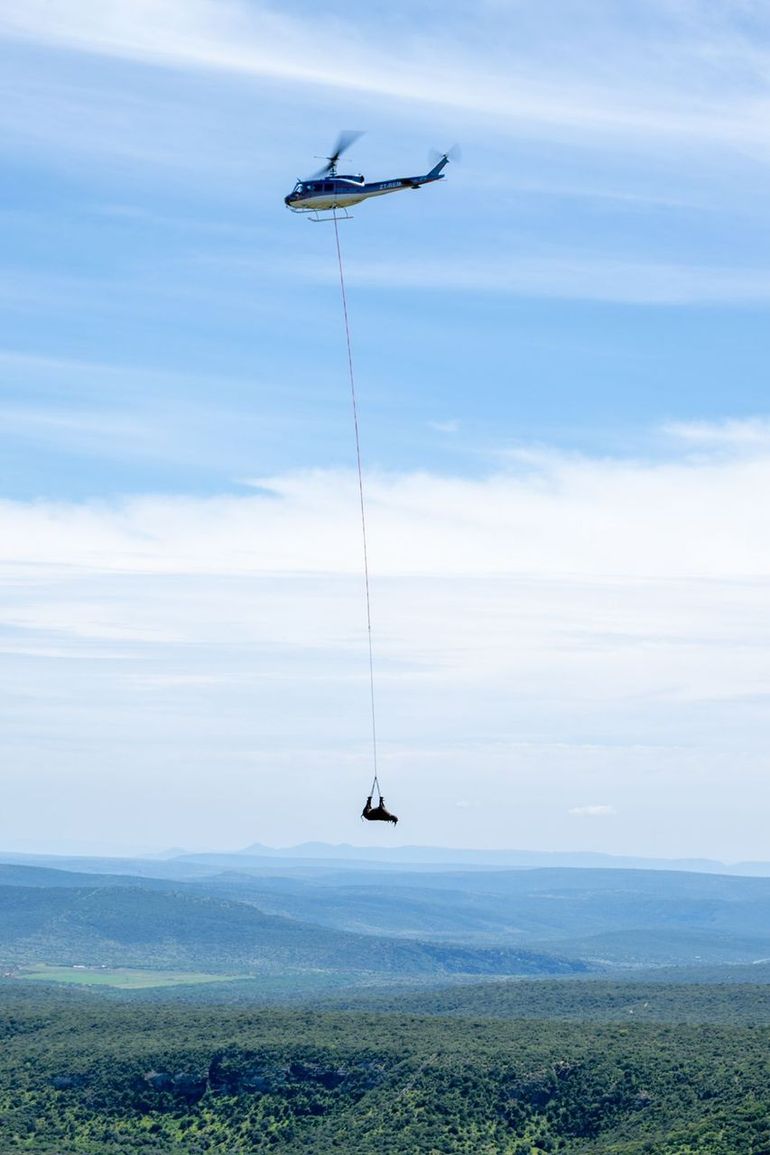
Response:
429,144,461,167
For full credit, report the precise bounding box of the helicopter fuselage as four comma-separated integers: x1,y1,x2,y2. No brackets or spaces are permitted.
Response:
285,156,448,214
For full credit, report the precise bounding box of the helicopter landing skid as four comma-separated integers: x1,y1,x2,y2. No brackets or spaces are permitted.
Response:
308,207,353,223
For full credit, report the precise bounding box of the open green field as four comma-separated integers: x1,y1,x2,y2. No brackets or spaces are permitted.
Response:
12,964,244,989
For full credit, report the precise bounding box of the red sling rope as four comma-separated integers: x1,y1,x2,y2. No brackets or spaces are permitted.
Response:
332,210,380,797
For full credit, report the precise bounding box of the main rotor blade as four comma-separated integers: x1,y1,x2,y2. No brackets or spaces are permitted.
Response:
312,130,365,175
330,129,364,165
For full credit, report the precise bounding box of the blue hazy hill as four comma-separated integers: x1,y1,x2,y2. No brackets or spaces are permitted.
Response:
6,855,770,968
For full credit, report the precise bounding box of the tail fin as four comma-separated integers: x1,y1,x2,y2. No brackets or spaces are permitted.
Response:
426,153,450,179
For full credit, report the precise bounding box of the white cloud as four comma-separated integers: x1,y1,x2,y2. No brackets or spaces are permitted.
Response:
12,246,770,308
2,437,770,580
5,3,770,856
1,433,770,750
666,417,770,449
569,804,616,817
429,419,460,434
3,0,770,156
335,253,770,305
0,405,151,450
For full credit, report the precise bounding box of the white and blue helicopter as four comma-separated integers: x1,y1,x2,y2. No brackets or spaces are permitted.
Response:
285,132,452,220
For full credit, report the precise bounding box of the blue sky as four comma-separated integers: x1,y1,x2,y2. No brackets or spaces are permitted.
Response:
2,0,770,857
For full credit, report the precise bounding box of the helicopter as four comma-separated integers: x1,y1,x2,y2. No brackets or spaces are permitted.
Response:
284,132,452,220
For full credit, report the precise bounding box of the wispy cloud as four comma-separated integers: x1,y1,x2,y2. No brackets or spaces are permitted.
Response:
0,350,329,483
0,405,151,449
192,232,770,304
1,429,770,853
3,0,770,154
4,1,770,856
338,253,770,305
3,429,770,579
666,417,770,449
569,804,616,817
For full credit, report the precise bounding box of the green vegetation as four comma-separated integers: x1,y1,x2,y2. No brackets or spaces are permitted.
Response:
8,860,770,1149
0,884,587,977
3,986,770,1153
14,965,245,990
326,975,770,1024
11,859,770,970
195,864,770,964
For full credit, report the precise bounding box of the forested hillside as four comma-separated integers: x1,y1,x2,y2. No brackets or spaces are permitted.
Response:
327,976,770,1024
2,987,770,1154
187,864,770,963
9,858,770,970
4,860,770,1151
0,884,585,977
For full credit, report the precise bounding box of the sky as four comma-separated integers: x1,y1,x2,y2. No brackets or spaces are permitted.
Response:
2,0,770,858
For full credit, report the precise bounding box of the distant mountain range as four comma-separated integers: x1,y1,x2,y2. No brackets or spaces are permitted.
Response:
218,842,770,876
5,853,770,972
6,842,770,876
